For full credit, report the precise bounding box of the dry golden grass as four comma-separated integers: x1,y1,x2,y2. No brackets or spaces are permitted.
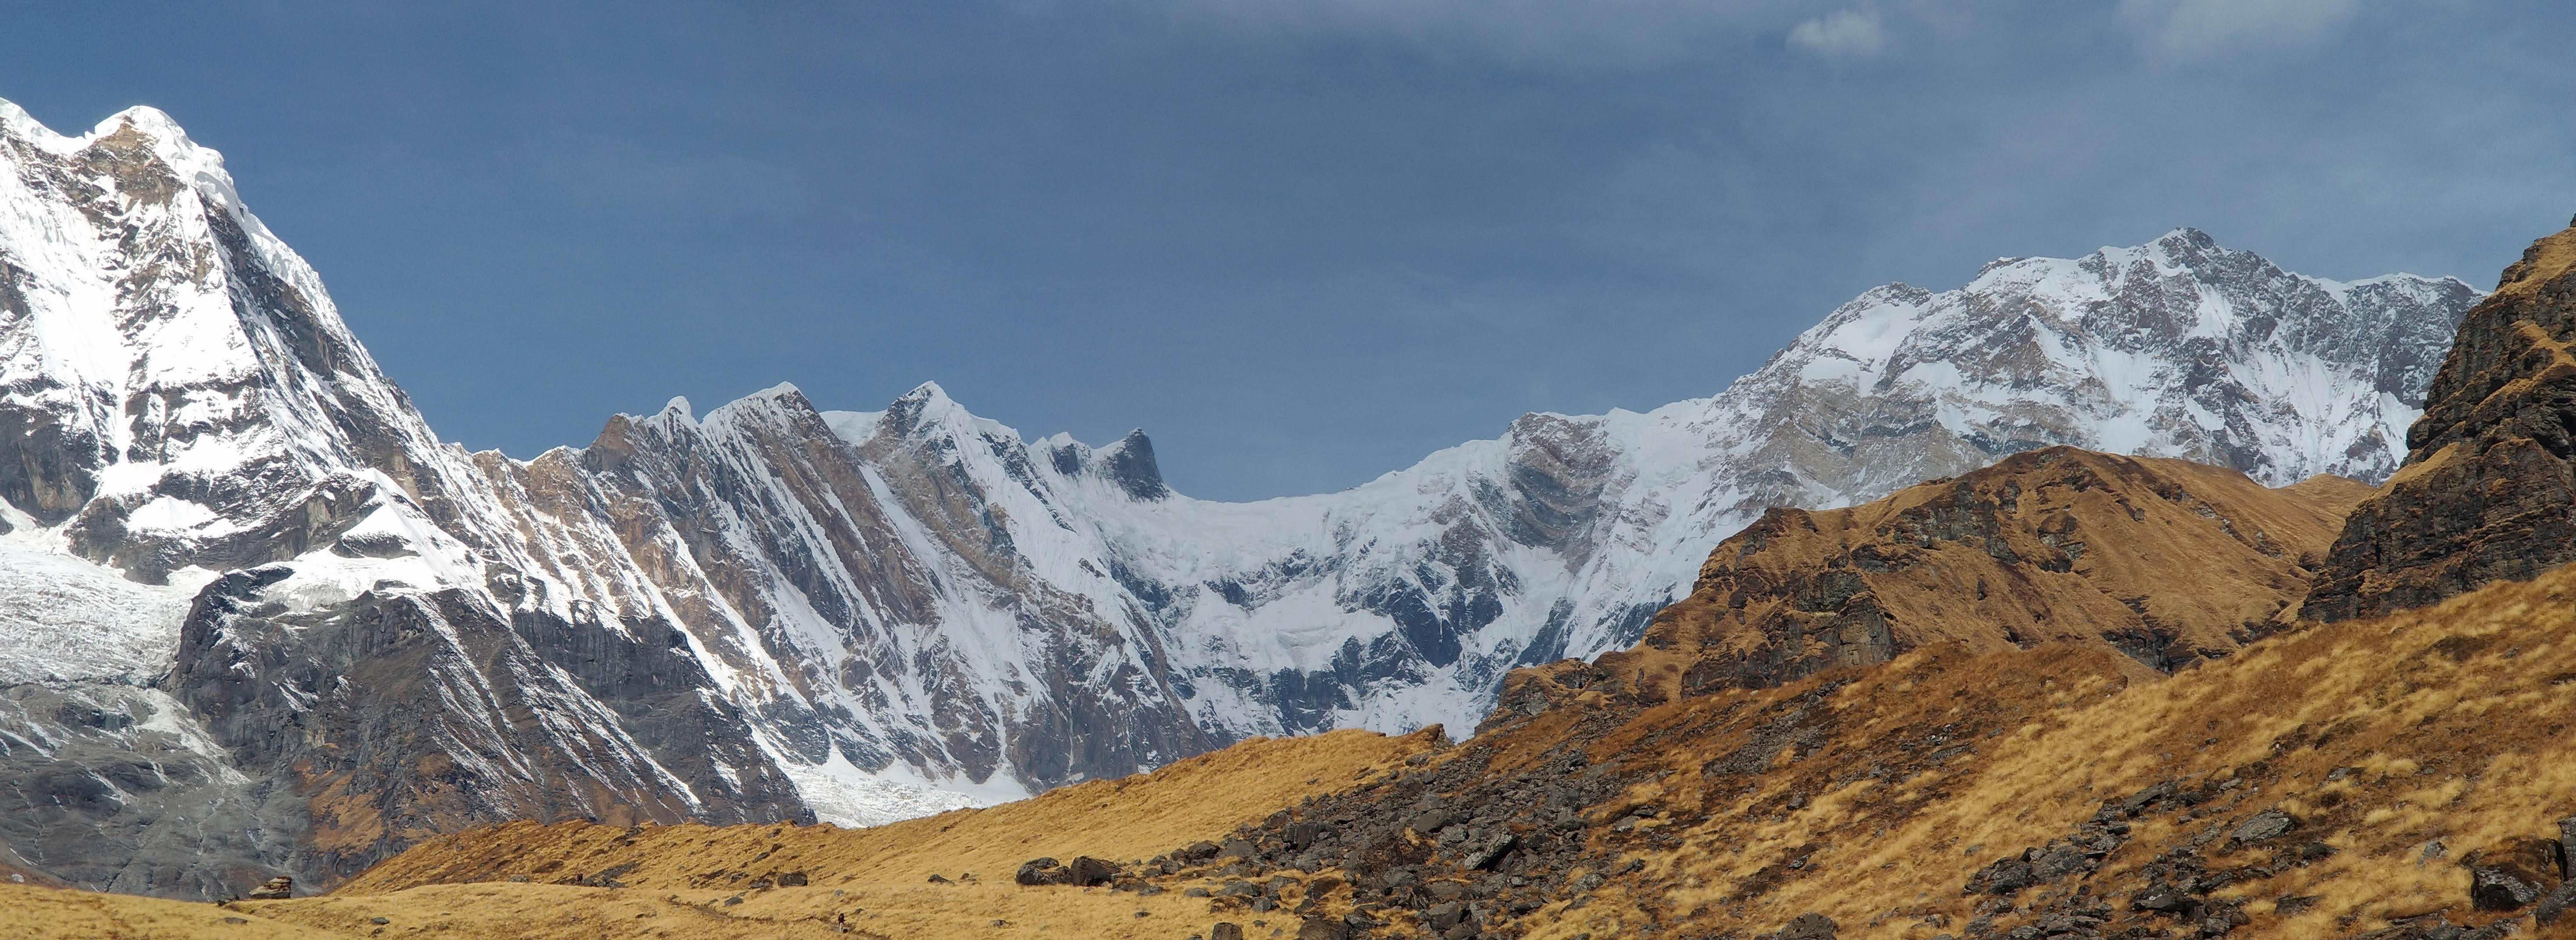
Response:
0,883,348,940
61,727,1433,939
1484,562,2576,938
245,880,1231,940
342,726,1439,896
2496,226,2576,299
3,728,1434,938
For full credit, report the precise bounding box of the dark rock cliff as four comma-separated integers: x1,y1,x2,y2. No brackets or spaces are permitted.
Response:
2308,223,2576,621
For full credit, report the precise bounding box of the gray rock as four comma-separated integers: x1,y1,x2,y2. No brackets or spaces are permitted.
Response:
2535,881,2576,925
2229,810,2296,847
1014,858,1069,886
1295,915,1349,940
1779,912,1837,940
1068,856,1120,887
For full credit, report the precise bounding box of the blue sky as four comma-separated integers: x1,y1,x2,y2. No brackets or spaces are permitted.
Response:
4,1,2569,500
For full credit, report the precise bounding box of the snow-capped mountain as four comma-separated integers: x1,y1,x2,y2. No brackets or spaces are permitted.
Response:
0,101,809,896
0,100,2478,898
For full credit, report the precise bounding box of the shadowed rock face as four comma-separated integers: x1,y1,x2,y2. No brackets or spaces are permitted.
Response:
169,572,806,883
2308,225,2576,622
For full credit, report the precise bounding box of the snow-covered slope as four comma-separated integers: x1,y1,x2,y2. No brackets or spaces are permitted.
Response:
0,99,2478,898
767,231,2473,751
0,100,808,897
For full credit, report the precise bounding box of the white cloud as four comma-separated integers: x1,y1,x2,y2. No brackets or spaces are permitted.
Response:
2118,0,2360,59
1788,10,1885,60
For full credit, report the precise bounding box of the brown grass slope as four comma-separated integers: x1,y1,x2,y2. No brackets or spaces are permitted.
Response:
1495,447,2369,719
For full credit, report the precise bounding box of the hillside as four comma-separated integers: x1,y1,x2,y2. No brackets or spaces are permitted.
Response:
1499,447,2370,718
171,468,2576,937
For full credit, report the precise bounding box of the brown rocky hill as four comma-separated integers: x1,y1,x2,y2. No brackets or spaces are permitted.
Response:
20,438,2576,940
118,559,2576,940
2309,221,2576,621
1495,447,2369,720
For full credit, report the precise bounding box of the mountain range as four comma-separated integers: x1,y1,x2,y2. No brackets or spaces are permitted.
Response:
0,99,2481,898
129,212,2576,938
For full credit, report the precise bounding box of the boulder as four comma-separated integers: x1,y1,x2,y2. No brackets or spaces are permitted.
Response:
1295,915,1349,940
1779,912,1837,940
1966,856,2035,896
2467,839,2564,911
245,876,293,901
2561,816,2576,879
1068,856,1120,887
1425,901,1467,930
1285,821,1329,850
1460,833,1517,871
1015,858,1071,886
2130,885,2198,919
2536,881,2576,926
2229,810,2296,847
1211,924,1246,940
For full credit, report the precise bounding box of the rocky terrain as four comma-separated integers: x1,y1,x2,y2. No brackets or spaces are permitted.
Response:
50,220,2572,940
2309,219,2576,621
1503,447,2369,711
128,434,2576,939
0,94,2487,900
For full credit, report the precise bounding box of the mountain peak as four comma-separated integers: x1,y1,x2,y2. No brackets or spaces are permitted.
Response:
1099,429,1170,501
0,97,221,175
96,104,193,147
2155,225,2217,247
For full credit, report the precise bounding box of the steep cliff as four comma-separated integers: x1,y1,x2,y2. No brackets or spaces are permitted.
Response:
0,101,806,898
2308,221,2576,621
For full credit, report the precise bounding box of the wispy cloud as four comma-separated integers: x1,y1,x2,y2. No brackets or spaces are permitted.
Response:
1145,0,1815,68
1788,9,1884,60
2117,0,2360,60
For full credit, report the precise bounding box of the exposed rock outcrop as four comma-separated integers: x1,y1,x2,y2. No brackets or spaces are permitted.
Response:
2309,223,2576,620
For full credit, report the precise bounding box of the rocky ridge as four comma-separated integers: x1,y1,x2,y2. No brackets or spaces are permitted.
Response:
1491,447,2370,720
2308,220,2576,621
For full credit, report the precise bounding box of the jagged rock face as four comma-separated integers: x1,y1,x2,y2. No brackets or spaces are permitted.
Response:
0,98,2484,898
1487,447,2373,725
2308,225,2576,621
0,102,805,898
575,388,1219,794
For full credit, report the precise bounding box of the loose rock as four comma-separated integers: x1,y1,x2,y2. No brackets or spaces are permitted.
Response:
246,876,293,901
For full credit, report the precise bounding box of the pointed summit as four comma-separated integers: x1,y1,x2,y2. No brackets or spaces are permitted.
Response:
1099,429,1170,501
